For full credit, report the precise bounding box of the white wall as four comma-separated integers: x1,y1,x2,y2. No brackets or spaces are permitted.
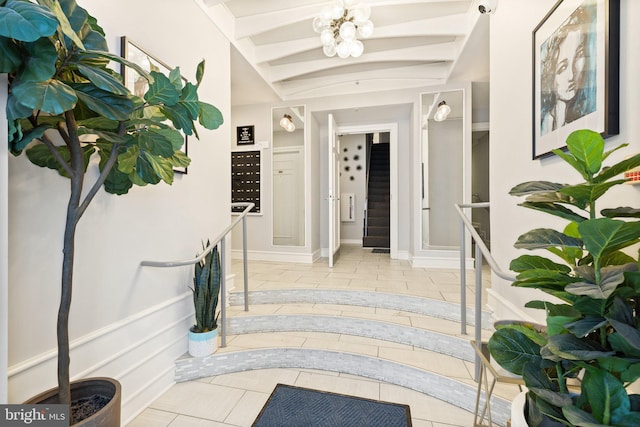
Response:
7,0,231,422
489,0,640,321
339,134,367,242
1,74,8,403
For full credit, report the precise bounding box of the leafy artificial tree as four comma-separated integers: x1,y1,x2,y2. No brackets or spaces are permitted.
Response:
1,0,223,405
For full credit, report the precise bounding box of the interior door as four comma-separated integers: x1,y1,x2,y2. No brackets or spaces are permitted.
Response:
273,148,303,246
328,113,341,267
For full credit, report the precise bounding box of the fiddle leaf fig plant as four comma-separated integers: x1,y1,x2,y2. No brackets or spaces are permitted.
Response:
2,0,223,407
488,129,640,426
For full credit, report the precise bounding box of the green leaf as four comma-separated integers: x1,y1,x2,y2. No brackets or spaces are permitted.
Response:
514,228,583,251
130,154,161,186
0,36,22,73
565,316,606,338
579,218,640,262
518,201,588,223
594,153,640,183
488,328,549,375
134,129,174,158
40,0,84,48
562,405,609,427
601,207,640,219
18,38,58,82
6,94,34,122
26,142,95,177
510,255,572,273
545,334,615,361
582,367,630,425
565,266,626,299
145,71,180,106
144,152,174,184
195,60,205,87
546,303,581,336
10,124,50,152
608,318,640,353
553,148,590,181
170,149,191,168
76,64,128,95
509,181,566,196
179,82,200,120
149,128,184,151
117,146,139,174
78,117,120,132
0,0,58,42
198,101,223,130
621,362,640,384
160,104,193,136
11,79,77,115
72,83,133,121
560,181,628,211
566,129,605,176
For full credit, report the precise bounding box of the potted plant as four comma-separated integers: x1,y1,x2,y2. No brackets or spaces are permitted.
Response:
488,129,640,426
188,241,221,357
2,0,223,423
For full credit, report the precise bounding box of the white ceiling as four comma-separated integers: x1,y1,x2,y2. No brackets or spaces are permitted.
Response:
196,0,491,108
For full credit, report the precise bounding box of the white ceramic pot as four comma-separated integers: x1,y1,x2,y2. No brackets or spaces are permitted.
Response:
511,391,528,427
188,328,219,357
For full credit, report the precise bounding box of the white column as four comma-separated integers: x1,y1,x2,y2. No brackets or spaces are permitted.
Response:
1,74,8,403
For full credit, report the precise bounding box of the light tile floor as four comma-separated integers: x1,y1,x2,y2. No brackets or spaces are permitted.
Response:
129,245,516,426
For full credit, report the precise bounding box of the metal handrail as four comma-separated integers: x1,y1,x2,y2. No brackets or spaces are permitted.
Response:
140,202,255,349
455,202,516,381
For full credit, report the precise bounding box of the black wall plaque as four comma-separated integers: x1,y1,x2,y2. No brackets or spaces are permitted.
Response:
236,125,255,145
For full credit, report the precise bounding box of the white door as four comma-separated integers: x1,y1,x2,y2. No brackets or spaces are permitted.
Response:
328,114,341,267
273,148,303,246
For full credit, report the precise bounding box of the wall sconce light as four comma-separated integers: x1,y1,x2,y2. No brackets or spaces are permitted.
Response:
433,101,451,122
280,114,295,132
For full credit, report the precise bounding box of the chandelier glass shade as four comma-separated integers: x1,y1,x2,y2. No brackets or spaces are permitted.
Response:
280,114,295,132
313,0,374,59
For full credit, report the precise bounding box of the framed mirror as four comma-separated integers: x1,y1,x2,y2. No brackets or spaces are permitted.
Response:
272,106,305,246
420,90,465,250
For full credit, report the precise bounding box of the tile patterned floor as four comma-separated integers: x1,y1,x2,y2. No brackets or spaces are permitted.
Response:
129,245,517,426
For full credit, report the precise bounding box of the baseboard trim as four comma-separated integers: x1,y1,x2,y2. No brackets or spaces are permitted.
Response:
231,249,316,264
486,288,539,323
410,256,474,269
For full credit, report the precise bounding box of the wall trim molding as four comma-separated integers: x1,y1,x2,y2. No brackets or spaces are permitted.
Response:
8,292,191,377
231,249,315,264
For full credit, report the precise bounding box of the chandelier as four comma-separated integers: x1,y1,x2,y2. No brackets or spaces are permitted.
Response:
313,0,374,59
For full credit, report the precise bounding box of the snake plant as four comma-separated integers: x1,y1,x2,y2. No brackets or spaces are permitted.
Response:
191,241,220,333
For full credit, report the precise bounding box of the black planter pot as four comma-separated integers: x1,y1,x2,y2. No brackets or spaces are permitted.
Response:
24,377,121,426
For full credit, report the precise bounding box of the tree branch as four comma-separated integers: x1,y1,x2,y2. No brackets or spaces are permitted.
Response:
77,122,125,218
40,132,74,177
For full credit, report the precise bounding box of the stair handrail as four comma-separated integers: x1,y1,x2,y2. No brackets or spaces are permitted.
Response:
140,202,255,348
455,202,516,380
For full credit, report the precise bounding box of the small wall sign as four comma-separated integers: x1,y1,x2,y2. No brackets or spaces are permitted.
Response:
237,125,255,145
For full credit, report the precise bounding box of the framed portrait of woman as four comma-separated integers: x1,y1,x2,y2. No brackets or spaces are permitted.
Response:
532,0,619,159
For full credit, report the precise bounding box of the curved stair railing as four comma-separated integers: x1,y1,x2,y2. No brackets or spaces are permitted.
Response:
140,202,255,348
455,202,517,380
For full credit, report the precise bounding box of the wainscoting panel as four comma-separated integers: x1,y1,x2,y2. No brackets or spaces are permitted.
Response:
8,292,193,423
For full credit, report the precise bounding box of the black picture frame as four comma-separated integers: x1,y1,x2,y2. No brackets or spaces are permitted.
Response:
532,0,619,159
237,125,255,145
120,36,189,174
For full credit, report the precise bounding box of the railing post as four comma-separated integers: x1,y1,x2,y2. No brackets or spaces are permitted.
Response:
475,242,483,381
460,219,467,335
242,215,249,312
220,237,227,348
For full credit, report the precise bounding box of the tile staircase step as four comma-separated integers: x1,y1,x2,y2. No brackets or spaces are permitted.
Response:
366,216,389,227
174,347,511,427
228,289,495,328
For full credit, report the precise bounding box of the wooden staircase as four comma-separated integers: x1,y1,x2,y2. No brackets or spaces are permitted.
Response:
363,142,390,248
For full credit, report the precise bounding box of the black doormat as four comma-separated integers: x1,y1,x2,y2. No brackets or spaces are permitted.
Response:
372,248,390,253
252,384,412,427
